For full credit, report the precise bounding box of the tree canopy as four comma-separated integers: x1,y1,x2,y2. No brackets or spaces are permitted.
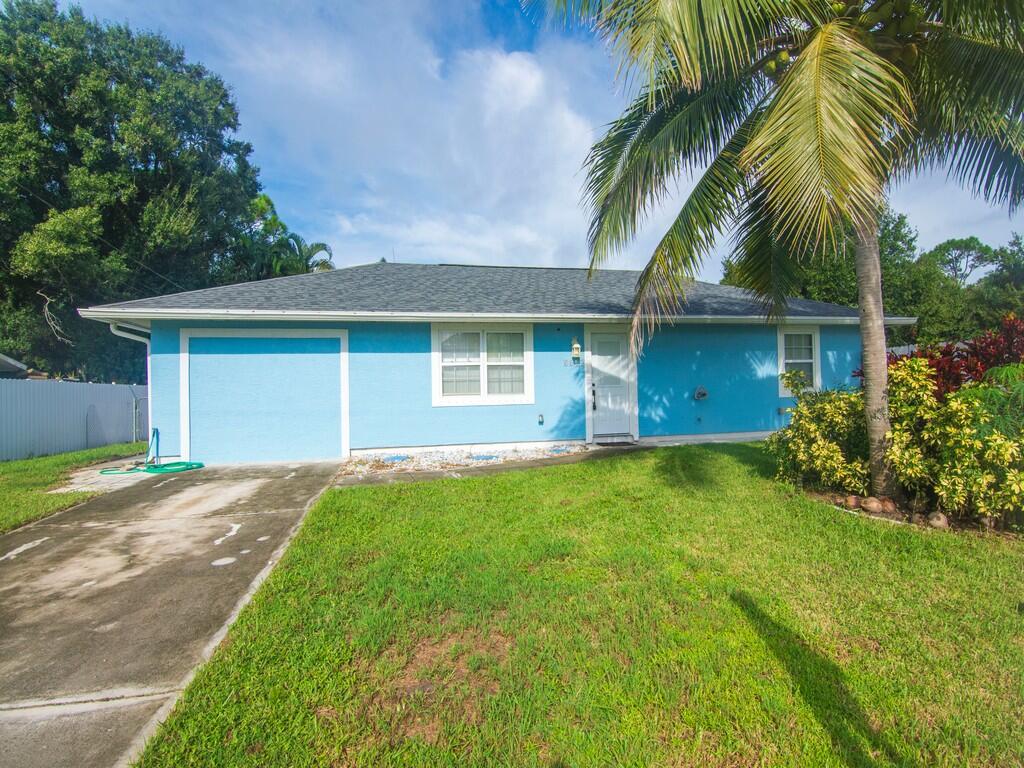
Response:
723,208,1023,345
965,235,1024,332
0,0,330,382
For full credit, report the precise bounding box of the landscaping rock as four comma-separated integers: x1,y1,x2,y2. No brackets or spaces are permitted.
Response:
845,495,861,510
336,443,587,479
911,513,927,525
927,512,949,529
880,498,899,515
861,497,884,515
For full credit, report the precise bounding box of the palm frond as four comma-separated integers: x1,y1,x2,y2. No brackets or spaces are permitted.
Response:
933,1,1024,48
898,31,1024,211
908,110,1024,212
585,75,763,266
953,124,1024,212
740,20,912,254
724,181,809,320
921,31,1024,122
627,109,763,354
540,0,829,88
304,240,333,258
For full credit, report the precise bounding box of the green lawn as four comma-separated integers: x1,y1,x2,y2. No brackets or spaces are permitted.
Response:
0,441,145,533
138,444,1024,767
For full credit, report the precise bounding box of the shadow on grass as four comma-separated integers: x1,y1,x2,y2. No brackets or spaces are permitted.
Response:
653,442,775,491
731,591,910,768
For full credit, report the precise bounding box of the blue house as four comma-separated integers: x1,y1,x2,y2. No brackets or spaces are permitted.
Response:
80,262,914,464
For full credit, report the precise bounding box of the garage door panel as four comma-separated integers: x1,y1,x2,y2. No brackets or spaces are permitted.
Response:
188,336,342,463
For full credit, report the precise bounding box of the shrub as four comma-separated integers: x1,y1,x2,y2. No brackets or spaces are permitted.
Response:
885,358,1024,517
964,363,1024,440
771,359,1024,521
899,314,1024,397
766,371,869,495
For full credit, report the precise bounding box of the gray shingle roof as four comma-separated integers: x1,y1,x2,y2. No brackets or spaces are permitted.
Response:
85,261,864,319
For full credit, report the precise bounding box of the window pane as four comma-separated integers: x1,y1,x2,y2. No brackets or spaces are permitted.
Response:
784,333,813,361
442,365,481,395
487,364,524,395
441,332,480,363
785,361,814,380
486,332,524,362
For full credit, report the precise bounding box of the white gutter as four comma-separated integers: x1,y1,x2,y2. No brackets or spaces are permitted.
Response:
79,307,918,326
108,322,150,345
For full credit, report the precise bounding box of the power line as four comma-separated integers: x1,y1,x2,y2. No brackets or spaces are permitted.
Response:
11,177,189,292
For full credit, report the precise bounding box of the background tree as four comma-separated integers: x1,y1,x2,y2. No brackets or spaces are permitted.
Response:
214,195,333,282
722,207,976,344
924,236,995,286
274,233,334,276
0,0,329,382
550,0,1024,496
966,235,1024,331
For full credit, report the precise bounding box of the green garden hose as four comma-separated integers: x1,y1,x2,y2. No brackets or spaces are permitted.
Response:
99,461,204,475
99,428,204,475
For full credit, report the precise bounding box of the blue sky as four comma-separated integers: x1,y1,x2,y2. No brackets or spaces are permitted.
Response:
72,0,1022,281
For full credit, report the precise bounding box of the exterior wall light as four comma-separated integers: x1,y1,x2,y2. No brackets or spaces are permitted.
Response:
571,337,581,362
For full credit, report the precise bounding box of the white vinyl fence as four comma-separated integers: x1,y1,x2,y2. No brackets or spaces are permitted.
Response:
0,379,148,461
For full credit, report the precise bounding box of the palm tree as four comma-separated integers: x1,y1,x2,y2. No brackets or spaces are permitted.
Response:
548,0,1024,495
276,232,334,274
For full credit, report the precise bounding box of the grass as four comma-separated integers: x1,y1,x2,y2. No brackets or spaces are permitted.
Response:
0,441,145,533
137,444,1024,767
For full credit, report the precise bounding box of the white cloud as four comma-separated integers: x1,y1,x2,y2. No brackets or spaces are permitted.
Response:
71,0,1024,286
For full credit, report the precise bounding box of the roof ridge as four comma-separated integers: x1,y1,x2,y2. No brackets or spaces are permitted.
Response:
430,262,636,273
383,261,730,287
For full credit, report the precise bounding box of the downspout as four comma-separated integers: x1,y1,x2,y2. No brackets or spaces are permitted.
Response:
108,321,150,345
109,322,152,445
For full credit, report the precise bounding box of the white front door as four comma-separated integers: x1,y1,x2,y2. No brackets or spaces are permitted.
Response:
590,332,633,439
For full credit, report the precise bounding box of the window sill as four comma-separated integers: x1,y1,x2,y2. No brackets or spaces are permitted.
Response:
778,384,821,399
432,394,535,407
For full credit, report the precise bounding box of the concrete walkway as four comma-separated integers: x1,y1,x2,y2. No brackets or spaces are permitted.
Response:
0,462,338,768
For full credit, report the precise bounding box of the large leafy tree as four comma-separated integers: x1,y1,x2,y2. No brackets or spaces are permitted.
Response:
549,0,1024,495
0,1,324,382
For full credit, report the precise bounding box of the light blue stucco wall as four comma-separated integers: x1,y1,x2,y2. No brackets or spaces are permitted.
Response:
148,319,861,458
347,322,586,448
188,335,343,463
637,323,862,436
149,320,586,457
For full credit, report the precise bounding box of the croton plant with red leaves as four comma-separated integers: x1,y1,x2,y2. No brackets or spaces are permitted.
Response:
889,314,1024,398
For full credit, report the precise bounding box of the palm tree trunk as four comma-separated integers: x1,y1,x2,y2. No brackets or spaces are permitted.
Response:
853,213,895,497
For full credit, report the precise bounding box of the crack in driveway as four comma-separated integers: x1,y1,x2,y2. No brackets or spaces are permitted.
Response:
0,687,182,718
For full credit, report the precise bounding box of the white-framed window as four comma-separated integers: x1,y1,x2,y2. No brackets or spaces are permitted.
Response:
431,324,534,406
778,326,821,397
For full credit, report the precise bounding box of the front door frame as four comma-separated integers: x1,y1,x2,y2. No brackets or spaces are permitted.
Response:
584,324,639,443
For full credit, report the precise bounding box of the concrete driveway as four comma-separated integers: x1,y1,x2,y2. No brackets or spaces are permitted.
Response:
0,462,338,768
